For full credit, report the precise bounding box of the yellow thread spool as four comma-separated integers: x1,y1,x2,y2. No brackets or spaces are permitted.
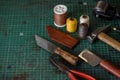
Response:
66,17,77,33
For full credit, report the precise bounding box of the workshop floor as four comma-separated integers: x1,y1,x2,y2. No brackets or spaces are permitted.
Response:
0,0,120,80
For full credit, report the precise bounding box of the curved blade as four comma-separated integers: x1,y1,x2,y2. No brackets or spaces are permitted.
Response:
35,35,57,54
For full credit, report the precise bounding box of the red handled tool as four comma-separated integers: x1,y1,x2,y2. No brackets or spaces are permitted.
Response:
50,58,96,80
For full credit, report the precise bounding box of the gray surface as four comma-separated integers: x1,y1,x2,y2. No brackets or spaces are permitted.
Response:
35,35,57,54
79,49,102,66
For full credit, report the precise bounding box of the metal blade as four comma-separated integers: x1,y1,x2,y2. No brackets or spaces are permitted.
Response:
78,49,102,66
35,35,58,54
87,24,111,43
92,24,111,35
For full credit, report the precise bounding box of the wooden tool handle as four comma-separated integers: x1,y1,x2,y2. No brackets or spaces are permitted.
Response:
100,59,120,78
98,32,120,52
55,48,79,65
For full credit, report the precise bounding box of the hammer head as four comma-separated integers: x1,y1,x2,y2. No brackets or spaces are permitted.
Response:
87,24,111,43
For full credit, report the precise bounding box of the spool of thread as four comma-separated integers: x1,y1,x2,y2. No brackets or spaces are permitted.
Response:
80,15,90,26
79,23,88,39
66,17,77,33
54,4,67,27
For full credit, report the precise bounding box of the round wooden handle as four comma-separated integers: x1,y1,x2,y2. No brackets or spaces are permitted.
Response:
55,48,79,65
98,32,120,52
100,59,120,78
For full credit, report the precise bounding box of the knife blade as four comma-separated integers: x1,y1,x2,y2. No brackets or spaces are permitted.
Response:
78,49,120,78
35,35,79,65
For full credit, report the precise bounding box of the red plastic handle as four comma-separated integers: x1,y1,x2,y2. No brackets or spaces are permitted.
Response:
68,70,96,80
68,72,78,80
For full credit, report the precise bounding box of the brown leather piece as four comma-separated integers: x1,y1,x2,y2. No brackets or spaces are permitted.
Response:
46,26,79,49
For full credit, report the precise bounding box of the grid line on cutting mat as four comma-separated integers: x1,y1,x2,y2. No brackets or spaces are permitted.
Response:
0,0,120,80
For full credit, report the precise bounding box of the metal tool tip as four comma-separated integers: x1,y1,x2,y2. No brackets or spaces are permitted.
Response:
35,35,41,45
35,35,40,40
35,35,38,38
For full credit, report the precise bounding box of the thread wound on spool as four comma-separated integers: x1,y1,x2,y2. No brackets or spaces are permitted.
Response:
79,23,88,39
66,17,77,33
54,4,67,27
80,15,90,26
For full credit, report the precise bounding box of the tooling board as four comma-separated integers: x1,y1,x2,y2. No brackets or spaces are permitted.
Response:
0,0,120,80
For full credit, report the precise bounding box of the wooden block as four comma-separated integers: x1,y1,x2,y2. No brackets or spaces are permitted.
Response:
46,26,79,49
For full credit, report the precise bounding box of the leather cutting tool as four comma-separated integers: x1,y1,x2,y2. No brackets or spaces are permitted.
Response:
50,57,96,80
78,49,120,78
35,35,79,65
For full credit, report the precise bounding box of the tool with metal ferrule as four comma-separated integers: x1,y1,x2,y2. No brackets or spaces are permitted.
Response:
50,57,96,80
87,25,120,52
35,35,79,65
78,49,120,78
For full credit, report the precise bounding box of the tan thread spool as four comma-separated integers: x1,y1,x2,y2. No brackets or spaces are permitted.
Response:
66,17,77,33
54,4,67,27
80,15,90,26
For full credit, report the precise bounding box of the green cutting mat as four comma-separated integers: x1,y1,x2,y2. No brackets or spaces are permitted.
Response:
0,0,120,80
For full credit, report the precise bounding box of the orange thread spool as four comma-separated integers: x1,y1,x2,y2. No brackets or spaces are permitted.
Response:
54,4,67,27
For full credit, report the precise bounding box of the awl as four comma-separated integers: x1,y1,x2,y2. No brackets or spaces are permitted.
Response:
35,35,79,65
78,49,120,78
